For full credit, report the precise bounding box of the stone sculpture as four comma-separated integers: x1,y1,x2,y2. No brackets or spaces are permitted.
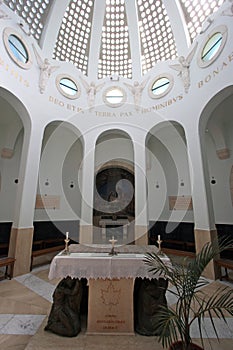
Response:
33,44,59,94
44,277,83,337
0,0,10,20
80,76,105,110
222,0,233,16
124,77,149,111
170,42,198,93
134,277,168,336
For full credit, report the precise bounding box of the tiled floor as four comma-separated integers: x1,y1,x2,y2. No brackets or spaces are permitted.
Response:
0,264,232,350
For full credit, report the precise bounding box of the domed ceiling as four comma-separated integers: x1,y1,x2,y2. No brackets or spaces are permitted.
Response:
4,0,224,79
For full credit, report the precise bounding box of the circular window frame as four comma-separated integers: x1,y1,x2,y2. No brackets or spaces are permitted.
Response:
3,27,32,69
56,74,81,99
148,74,174,99
197,25,228,68
103,86,127,108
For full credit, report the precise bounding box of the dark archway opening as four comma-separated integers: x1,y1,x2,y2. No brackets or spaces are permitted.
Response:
93,167,135,244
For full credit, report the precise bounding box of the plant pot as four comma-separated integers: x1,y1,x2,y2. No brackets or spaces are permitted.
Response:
169,341,204,350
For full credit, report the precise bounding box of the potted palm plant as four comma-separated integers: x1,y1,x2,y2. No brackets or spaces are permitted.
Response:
144,237,233,350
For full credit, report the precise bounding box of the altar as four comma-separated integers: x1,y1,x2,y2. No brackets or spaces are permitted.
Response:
48,244,170,335
99,217,129,243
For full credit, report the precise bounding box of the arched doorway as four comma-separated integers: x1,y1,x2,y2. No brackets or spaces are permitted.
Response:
93,165,135,244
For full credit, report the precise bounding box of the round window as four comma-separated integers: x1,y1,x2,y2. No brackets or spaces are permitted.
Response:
8,34,28,63
56,75,81,99
202,32,222,62
149,74,173,99
103,86,126,107
3,28,32,69
198,26,227,68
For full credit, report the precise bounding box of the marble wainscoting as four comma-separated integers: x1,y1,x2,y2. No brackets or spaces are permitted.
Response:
0,264,232,350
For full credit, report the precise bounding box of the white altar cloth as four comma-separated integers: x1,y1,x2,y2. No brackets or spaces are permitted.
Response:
48,244,169,280
48,245,170,335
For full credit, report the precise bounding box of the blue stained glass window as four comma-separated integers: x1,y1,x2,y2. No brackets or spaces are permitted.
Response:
8,34,28,64
201,32,223,62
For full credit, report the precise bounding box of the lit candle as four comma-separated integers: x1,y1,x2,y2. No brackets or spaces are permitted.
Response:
66,232,69,240
158,235,161,241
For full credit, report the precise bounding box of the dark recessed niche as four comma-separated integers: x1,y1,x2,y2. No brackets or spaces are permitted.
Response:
70,182,74,188
14,179,18,184
211,178,216,185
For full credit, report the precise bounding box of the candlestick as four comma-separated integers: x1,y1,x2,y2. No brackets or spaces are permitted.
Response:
157,235,163,255
109,235,118,256
63,232,70,255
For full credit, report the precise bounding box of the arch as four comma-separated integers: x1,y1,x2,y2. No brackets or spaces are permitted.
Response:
200,86,233,226
34,120,84,242
95,159,134,175
0,87,31,130
199,85,233,136
0,88,30,223
96,128,133,144
95,128,134,175
93,129,135,244
146,121,193,237
93,165,135,244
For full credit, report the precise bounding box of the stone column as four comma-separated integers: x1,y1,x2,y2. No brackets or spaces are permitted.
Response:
133,134,148,245
186,128,219,280
8,124,44,276
79,135,96,244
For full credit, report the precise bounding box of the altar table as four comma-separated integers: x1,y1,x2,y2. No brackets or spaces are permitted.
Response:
48,244,169,335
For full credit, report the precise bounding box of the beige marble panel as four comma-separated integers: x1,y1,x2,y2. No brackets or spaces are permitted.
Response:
1,148,14,159
24,318,233,350
0,296,48,315
87,278,134,334
0,335,32,350
134,226,148,245
194,229,220,280
25,317,165,350
0,280,50,313
32,268,61,286
216,148,230,160
79,225,93,244
169,195,193,210
8,227,33,277
35,195,60,209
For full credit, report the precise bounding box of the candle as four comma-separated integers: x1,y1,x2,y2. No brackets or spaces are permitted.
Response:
66,232,69,240
158,235,161,241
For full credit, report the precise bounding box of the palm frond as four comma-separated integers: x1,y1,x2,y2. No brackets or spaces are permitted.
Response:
155,306,190,349
144,253,188,298
143,237,233,349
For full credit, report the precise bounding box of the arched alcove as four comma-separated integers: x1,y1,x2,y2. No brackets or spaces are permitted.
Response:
146,121,194,249
0,88,31,258
201,87,233,225
93,130,134,244
34,121,83,243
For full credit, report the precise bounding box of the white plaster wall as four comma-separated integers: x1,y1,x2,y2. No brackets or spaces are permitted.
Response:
206,118,233,224
147,127,193,223
0,3,233,230
0,125,22,221
34,124,83,222
95,137,134,169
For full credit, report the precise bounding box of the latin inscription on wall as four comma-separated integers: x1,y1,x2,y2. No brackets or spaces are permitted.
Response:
169,196,193,211
35,195,60,209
